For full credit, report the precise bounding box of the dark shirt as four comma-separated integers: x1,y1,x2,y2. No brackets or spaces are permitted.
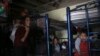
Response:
14,26,28,47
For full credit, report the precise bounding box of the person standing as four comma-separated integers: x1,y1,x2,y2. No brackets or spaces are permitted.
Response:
74,32,89,56
52,37,61,56
14,16,30,56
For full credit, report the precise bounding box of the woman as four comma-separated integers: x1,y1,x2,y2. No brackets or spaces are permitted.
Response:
52,37,61,56
14,16,30,56
74,32,89,56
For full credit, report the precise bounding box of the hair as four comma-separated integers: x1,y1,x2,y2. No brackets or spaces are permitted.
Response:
53,37,59,42
80,31,87,36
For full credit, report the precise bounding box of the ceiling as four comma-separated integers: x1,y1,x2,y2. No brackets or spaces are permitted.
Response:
11,0,92,21
11,0,90,13
11,0,62,13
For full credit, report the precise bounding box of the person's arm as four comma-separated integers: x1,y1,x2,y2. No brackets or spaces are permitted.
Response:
21,27,29,42
75,38,81,54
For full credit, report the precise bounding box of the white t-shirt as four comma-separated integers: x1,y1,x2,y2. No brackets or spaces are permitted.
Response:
75,37,88,53
55,44,60,52
75,38,81,52
10,26,17,43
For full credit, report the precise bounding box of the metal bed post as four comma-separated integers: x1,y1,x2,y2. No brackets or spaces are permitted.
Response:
44,14,50,56
84,5,91,56
66,7,73,56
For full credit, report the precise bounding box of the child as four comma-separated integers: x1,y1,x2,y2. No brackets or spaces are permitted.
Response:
74,32,89,56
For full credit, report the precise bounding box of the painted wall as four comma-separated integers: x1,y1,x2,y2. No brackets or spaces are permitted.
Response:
55,30,68,42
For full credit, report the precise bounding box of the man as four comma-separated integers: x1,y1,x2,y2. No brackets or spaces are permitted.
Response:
10,19,20,44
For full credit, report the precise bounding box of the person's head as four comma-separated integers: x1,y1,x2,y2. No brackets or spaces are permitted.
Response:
80,32,87,40
53,37,59,45
20,16,30,27
20,8,28,17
